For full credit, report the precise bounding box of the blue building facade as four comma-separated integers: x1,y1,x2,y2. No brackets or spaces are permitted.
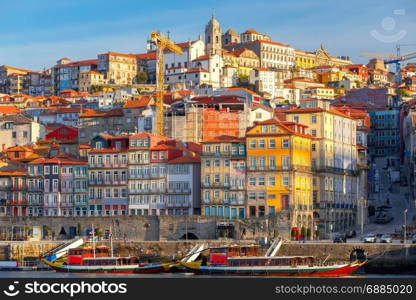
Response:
367,108,401,159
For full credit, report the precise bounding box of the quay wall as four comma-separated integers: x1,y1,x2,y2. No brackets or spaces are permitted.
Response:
0,215,291,241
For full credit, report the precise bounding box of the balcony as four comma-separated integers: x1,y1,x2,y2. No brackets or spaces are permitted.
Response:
9,200,27,205
166,189,191,194
89,163,103,168
0,185,12,191
11,184,27,191
74,173,88,178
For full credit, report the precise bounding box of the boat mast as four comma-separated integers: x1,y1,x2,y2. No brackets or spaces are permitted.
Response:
92,223,96,258
110,225,114,257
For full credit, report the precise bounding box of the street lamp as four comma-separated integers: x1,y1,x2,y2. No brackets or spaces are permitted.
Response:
360,197,365,235
404,209,408,244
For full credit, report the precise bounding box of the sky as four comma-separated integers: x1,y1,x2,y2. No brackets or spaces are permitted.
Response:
0,0,415,71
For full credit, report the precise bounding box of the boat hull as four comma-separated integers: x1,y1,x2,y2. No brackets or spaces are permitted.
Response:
180,260,367,277
41,258,168,274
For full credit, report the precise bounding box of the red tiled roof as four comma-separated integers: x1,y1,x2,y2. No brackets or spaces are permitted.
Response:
79,108,123,118
88,148,126,153
249,39,290,48
123,95,152,108
1,65,32,73
0,170,27,176
29,155,87,165
203,135,245,143
102,52,136,58
174,41,198,49
225,87,259,96
193,55,209,61
54,59,98,69
249,118,313,138
135,52,157,60
168,156,200,164
186,68,209,73
0,105,21,114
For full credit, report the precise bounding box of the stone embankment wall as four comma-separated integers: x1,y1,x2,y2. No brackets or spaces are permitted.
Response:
0,215,291,241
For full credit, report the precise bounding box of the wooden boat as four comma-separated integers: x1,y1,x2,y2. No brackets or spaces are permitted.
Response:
41,246,170,274
179,245,367,277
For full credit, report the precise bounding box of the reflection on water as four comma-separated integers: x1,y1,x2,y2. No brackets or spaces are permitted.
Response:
0,271,415,278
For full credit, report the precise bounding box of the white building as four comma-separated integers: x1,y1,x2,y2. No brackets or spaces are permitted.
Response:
249,67,278,99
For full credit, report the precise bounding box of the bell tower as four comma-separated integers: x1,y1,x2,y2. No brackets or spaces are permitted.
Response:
205,14,222,56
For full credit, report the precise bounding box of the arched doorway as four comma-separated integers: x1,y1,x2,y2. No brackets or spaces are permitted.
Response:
180,232,199,240
350,248,367,262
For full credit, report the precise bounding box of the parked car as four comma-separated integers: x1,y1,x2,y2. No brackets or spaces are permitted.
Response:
346,230,356,238
333,233,347,243
412,235,416,244
379,234,392,243
362,234,377,243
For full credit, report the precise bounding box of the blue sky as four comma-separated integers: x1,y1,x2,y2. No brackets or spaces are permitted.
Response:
0,0,415,70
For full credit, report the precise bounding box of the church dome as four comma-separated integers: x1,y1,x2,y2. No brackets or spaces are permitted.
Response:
225,28,237,35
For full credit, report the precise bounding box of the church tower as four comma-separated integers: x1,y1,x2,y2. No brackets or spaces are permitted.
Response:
205,14,222,56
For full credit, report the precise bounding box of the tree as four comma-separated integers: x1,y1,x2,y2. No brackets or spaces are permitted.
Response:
400,89,411,98
306,228,312,240
135,72,148,84
301,226,306,239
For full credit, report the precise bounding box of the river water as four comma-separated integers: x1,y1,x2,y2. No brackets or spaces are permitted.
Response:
0,271,415,278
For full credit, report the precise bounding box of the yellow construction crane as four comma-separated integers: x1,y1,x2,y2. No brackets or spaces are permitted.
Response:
150,31,183,136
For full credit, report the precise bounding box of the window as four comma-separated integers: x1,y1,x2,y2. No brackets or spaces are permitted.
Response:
268,176,275,186
311,115,317,123
44,166,50,175
269,156,276,170
281,176,289,187
249,139,256,149
249,156,256,170
258,177,265,186
258,139,265,149
215,145,220,153
293,115,299,123
214,160,220,167
53,179,58,191
258,157,265,170
312,143,316,152
311,129,317,137
205,159,211,167
282,139,289,148
282,156,290,169
269,139,276,148
249,177,256,186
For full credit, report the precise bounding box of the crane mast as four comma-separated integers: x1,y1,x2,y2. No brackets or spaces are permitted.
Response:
150,31,183,136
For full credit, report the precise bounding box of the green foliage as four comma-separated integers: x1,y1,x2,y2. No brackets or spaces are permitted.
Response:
77,223,81,236
291,228,296,238
400,89,411,97
135,72,148,84
301,226,306,238
90,85,104,93
306,228,312,239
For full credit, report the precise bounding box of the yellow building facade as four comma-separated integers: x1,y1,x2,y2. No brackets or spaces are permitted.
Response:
284,99,359,239
246,119,313,233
